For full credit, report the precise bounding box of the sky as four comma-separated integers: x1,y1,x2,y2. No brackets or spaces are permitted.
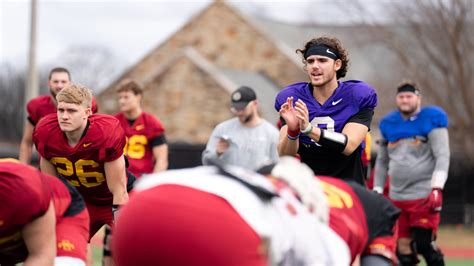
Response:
1,0,210,67
0,0,391,91
0,0,386,68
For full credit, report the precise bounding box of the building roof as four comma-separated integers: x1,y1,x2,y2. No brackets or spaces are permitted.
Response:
220,68,280,122
166,47,280,122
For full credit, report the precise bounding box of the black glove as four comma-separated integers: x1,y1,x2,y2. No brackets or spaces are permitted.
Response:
112,204,121,221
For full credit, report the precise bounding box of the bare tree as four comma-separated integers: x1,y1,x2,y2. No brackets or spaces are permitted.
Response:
45,45,123,92
346,0,474,161
0,63,26,141
0,45,121,144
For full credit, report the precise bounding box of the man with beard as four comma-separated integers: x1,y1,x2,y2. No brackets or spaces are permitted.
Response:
374,81,449,266
275,36,377,185
202,86,279,170
19,67,98,164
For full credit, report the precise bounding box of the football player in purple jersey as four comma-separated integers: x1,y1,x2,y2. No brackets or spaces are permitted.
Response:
275,36,377,185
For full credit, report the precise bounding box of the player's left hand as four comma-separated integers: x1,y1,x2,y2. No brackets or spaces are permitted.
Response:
294,99,310,131
427,188,443,212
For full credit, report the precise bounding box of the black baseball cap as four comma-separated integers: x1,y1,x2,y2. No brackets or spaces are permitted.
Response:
231,86,257,110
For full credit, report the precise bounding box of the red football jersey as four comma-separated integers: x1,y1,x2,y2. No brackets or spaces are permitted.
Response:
0,160,52,264
27,94,99,125
33,114,126,205
318,176,369,263
115,112,165,177
45,174,73,218
0,160,89,263
44,174,89,262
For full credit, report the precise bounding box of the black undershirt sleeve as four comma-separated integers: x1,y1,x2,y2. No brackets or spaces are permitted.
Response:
150,135,167,147
347,108,374,130
27,117,36,126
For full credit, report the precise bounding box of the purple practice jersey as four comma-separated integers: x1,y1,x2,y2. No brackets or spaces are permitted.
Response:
275,80,377,145
275,80,377,183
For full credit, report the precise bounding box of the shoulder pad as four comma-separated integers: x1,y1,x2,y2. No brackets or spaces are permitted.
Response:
422,106,448,128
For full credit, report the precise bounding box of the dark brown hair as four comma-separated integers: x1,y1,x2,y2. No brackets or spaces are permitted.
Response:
115,79,143,95
296,36,349,79
48,67,71,81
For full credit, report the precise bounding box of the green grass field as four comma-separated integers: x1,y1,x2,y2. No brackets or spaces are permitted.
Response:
433,225,474,266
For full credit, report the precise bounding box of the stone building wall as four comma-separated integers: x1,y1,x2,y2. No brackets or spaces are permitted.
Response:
97,1,303,143
98,1,305,104
142,57,233,143
114,1,304,86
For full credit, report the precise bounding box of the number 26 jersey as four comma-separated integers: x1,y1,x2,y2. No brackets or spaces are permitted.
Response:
33,113,126,205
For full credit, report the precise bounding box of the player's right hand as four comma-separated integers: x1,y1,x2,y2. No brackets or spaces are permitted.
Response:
279,97,299,131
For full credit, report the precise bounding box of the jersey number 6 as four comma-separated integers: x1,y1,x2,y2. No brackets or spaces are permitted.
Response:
124,135,148,159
